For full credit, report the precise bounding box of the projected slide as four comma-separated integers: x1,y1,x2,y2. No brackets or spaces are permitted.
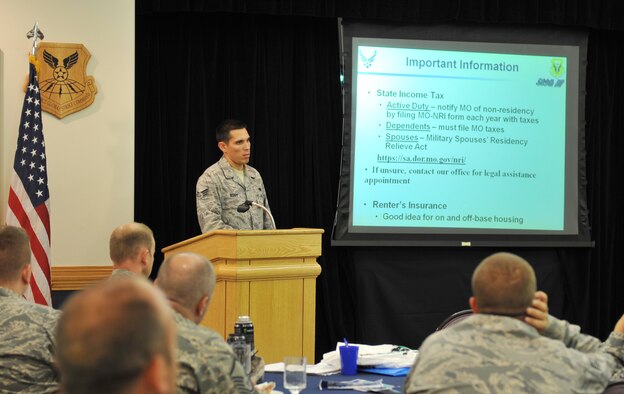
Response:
351,38,570,232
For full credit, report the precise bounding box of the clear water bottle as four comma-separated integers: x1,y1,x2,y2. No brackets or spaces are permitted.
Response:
228,334,251,375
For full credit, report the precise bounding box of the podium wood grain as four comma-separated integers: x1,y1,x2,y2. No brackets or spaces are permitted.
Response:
162,229,323,363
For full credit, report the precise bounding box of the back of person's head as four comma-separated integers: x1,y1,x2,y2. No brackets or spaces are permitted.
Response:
0,225,31,286
55,277,177,394
109,222,155,274
155,252,216,323
471,252,536,315
215,119,247,143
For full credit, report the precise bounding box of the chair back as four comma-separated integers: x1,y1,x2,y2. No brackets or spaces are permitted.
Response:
604,381,624,393
435,309,474,331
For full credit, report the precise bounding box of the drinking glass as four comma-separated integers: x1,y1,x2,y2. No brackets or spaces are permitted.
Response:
283,356,307,394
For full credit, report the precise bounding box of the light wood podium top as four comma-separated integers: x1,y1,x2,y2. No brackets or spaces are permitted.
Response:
162,228,324,260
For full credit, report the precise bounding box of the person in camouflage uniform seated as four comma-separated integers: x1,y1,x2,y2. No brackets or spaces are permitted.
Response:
156,252,257,393
0,225,61,393
404,252,624,394
109,222,156,278
196,119,274,232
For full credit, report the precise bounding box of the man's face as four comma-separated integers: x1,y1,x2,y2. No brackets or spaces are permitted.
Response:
220,128,251,170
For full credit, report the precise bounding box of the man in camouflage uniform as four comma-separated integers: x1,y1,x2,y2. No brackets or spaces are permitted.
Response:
109,222,156,278
404,252,624,393
155,252,256,393
196,119,274,232
0,225,61,393
56,276,178,394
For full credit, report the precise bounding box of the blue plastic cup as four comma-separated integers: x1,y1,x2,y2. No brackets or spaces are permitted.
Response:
339,345,359,375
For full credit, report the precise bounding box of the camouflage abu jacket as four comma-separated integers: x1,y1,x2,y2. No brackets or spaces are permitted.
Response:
196,156,273,232
404,313,624,394
0,287,61,393
172,310,256,394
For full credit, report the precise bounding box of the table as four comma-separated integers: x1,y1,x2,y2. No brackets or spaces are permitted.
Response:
263,371,405,393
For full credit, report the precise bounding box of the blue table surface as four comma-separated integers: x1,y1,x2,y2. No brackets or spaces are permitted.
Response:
263,371,405,393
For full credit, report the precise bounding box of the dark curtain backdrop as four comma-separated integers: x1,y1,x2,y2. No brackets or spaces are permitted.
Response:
136,1,624,360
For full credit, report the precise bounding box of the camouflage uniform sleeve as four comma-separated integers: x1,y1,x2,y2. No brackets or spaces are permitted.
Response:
542,315,603,353
544,316,624,386
193,362,237,394
0,301,61,393
563,330,624,390
604,332,624,368
197,352,257,394
196,171,236,232
226,355,257,394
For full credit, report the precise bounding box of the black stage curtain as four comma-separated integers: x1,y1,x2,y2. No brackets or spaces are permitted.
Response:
135,12,348,356
137,0,624,30
136,3,624,359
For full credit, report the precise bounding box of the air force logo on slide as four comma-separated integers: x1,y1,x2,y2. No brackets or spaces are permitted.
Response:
549,58,565,78
359,49,377,68
536,58,566,87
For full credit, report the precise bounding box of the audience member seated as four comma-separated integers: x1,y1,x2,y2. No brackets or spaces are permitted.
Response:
155,252,257,393
404,252,624,393
109,222,156,277
0,225,61,393
55,276,177,394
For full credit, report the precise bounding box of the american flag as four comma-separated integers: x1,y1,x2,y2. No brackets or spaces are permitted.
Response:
6,56,51,305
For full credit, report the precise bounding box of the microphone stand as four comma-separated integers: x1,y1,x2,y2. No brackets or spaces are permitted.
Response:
237,201,276,229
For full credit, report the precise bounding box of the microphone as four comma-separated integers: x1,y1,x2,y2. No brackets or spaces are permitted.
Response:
236,200,276,229
237,201,253,213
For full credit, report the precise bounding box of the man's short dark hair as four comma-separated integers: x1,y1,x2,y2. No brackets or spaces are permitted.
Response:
216,119,247,143
0,225,31,282
472,252,536,315
56,277,175,394
109,222,154,263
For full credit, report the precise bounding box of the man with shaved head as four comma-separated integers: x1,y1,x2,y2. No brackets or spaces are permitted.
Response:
155,252,256,393
405,252,624,393
109,222,156,277
0,225,60,392
470,251,536,316
56,276,177,394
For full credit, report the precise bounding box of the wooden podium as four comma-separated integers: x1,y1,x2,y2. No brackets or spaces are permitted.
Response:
162,228,323,364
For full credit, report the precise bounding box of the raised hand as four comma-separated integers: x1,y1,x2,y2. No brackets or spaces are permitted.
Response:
525,290,549,332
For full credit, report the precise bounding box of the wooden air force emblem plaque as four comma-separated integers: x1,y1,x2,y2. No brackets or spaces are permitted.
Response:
35,43,97,119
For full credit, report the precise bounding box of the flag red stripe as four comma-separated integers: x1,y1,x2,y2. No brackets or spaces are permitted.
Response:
8,187,51,281
35,202,51,239
29,275,46,305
